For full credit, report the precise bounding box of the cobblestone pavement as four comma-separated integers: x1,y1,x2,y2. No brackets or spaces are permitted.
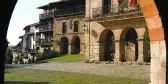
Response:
5,61,150,80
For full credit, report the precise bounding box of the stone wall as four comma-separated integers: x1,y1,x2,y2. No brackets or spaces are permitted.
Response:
53,15,86,54
84,16,148,62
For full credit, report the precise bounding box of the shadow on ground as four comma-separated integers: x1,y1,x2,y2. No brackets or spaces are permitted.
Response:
4,63,42,71
4,81,50,84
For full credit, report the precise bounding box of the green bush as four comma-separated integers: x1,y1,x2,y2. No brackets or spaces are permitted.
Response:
12,57,19,64
47,51,59,58
144,27,150,56
36,51,60,61
5,48,13,64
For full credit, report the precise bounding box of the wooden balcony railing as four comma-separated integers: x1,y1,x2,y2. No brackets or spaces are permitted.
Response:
39,25,53,32
54,6,85,18
40,39,53,45
39,11,54,20
92,4,142,19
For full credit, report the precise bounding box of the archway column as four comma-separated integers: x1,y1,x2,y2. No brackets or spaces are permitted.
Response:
114,41,120,63
68,44,71,54
90,43,99,60
137,39,144,63
150,40,166,84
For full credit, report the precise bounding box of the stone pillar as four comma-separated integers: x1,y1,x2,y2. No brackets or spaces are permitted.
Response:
138,0,166,83
68,44,71,54
112,0,119,13
150,41,166,84
114,41,120,63
137,40,144,63
89,43,99,61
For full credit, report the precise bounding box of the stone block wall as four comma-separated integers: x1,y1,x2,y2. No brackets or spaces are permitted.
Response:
53,15,86,54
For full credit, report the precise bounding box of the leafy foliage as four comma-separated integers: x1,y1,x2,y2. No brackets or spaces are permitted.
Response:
143,27,150,56
36,50,60,62
5,48,13,64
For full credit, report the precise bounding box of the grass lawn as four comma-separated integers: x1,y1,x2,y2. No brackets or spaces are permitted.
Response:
4,68,147,84
40,54,86,62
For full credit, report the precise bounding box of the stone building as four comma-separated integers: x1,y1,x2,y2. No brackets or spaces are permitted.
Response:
37,0,150,63
37,0,86,55
84,0,150,63
37,4,54,52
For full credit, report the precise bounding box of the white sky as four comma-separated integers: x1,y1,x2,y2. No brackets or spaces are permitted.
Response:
7,0,60,46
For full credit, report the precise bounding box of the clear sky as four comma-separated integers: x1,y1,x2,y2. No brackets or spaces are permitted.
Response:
7,0,59,46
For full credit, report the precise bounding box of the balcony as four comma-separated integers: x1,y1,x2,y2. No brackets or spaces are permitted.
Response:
39,11,54,20
26,32,34,35
92,4,143,21
40,39,53,46
39,25,53,32
54,6,85,18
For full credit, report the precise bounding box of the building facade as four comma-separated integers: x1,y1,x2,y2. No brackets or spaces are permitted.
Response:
38,4,54,52
51,0,86,55
84,0,150,63
37,0,86,55
21,22,41,53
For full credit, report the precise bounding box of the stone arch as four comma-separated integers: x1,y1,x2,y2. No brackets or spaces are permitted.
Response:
99,29,115,61
5,0,167,84
134,28,151,62
71,36,80,54
138,0,166,84
60,36,68,55
120,27,138,62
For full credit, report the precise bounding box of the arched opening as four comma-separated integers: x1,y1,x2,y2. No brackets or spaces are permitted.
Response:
60,37,68,55
120,28,138,62
99,29,115,61
4,0,167,84
71,36,80,54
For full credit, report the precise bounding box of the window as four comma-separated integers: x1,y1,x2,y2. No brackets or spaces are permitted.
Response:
62,22,67,33
102,0,111,14
74,21,79,32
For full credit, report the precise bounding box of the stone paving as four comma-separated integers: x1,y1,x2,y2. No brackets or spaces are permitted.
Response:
5,61,150,80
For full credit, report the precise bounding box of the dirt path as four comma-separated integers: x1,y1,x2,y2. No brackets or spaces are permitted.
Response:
5,61,150,80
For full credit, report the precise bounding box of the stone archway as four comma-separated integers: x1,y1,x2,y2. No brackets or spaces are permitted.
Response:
4,0,167,84
71,36,80,54
120,28,138,62
137,0,166,84
60,37,68,55
99,29,115,61
125,28,138,62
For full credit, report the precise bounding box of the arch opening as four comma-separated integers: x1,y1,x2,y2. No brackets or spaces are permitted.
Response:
120,28,138,62
60,37,68,55
99,29,115,61
71,36,80,54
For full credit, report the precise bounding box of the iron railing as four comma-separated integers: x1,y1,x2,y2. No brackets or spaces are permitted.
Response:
54,6,85,18
92,4,142,19
39,25,53,32
39,11,54,20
